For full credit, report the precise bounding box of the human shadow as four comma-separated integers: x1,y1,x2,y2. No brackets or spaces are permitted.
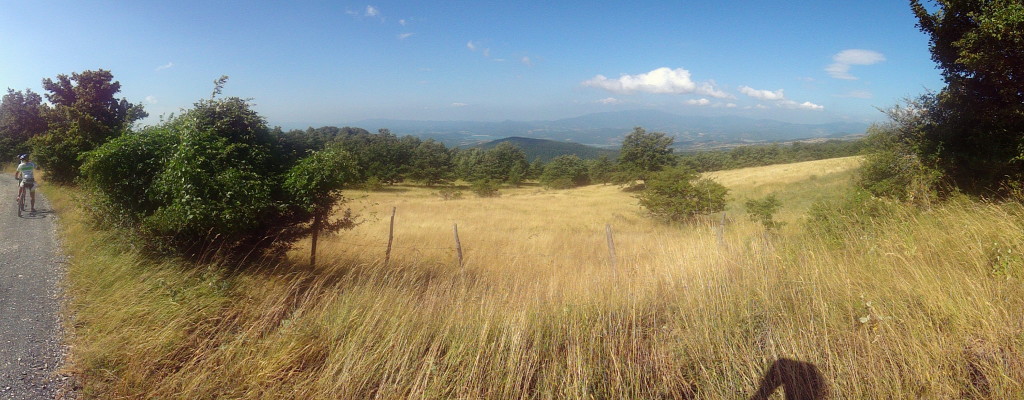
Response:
18,208,53,219
749,358,828,400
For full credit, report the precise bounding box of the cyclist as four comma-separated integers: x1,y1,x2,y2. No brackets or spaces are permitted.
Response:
14,154,37,213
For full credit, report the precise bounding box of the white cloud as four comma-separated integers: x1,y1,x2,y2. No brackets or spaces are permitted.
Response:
399,19,407,26
155,62,174,71
397,33,414,40
755,104,769,109
597,97,621,105
725,103,737,108
686,98,711,106
739,85,823,111
466,41,477,51
582,67,729,98
482,48,491,58
144,95,158,104
797,101,824,110
521,56,532,66
451,102,468,107
365,5,379,17
739,86,785,100
826,49,885,80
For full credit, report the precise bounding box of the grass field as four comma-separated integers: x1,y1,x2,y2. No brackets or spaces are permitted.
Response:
56,156,1024,398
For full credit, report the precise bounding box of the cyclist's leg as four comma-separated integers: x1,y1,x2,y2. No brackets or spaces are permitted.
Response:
28,185,35,212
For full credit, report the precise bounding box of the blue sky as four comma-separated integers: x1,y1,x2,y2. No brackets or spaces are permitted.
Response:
0,1,943,129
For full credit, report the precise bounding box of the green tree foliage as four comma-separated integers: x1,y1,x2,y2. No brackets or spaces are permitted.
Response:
858,117,941,204
587,155,615,184
0,89,47,160
82,96,359,256
527,157,545,180
278,126,371,162
471,142,529,184
540,154,590,189
407,139,455,186
32,69,146,183
744,194,785,231
335,128,418,184
616,126,675,183
635,166,728,223
905,0,1024,192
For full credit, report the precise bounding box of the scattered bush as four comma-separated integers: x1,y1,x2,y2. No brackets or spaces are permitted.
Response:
436,186,463,200
471,179,500,198
635,166,728,223
744,194,784,231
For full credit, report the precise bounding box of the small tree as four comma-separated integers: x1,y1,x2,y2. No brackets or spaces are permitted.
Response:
34,69,147,183
744,194,784,231
540,154,590,189
283,144,359,266
636,166,728,223
407,139,454,186
616,126,675,185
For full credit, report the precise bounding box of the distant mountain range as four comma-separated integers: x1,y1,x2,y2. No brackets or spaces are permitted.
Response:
350,109,869,149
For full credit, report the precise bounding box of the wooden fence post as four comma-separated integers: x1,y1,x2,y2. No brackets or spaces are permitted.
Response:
605,223,617,275
717,211,726,247
384,207,396,266
453,223,464,269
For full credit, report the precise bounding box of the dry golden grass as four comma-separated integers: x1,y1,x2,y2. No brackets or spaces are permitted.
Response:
58,156,1024,399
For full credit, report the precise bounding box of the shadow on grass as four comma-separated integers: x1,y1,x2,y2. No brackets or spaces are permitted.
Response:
749,358,828,400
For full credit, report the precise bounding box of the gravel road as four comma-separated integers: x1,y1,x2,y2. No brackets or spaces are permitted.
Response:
0,177,68,399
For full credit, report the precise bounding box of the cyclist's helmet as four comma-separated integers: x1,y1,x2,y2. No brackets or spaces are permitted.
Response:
18,154,27,160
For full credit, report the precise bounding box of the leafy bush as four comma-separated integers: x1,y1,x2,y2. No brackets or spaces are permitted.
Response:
806,189,905,243
635,167,728,223
744,194,784,231
858,122,941,204
82,96,359,256
471,179,500,198
540,154,589,189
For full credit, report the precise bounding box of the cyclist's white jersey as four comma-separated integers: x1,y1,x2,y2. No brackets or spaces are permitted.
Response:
17,161,36,181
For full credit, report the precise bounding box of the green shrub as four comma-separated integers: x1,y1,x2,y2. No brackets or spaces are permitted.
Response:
82,97,359,256
471,179,500,198
744,194,784,231
635,167,728,223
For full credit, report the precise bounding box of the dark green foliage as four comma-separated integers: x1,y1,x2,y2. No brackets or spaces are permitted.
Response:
904,0,1024,193
478,136,618,162
587,155,615,184
0,89,47,160
471,179,501,198
527,158,545,180
540,154,590,189
277,126,372,162
334,128,418,184
857,121,941,203
407,139,455,186
32,70,147,183
80,126,179,224
635,166,728,223
744,194,784,231
616,126,675,183
451,143,531,185
283,142,359,232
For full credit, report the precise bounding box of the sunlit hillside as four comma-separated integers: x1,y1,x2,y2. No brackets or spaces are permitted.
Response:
60,156,1024,398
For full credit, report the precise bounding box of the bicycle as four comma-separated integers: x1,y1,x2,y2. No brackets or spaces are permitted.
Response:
15,177,33,217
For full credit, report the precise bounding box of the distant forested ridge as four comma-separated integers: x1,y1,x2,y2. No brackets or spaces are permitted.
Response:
477,137,618,162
